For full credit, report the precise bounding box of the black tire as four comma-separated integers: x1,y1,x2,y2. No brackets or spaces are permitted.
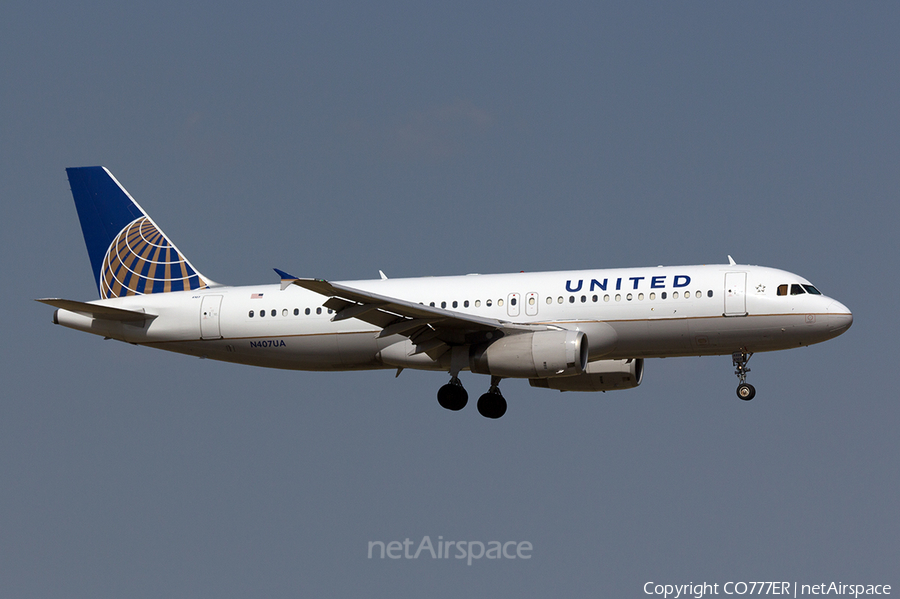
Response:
437,383,468,411
476,392,507,419
737,383,756,401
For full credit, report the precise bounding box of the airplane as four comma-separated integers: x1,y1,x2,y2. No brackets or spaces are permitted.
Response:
38,167,853,418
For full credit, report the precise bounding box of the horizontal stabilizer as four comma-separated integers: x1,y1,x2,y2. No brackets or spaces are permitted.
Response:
35,298,156,322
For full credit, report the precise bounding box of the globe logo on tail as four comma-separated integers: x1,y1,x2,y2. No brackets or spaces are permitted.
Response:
100,217,207,298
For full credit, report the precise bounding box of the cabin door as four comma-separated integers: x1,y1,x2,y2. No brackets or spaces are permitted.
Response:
200,295,223,339
724,272,747,316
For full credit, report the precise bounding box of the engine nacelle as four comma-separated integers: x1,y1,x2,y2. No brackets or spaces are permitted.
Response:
529,358,644,392
470,330,588,379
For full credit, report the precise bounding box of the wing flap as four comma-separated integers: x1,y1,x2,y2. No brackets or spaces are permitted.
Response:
378,317,436,339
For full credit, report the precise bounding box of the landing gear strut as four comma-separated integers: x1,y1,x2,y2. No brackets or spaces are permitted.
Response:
437,377,468,411
477,376,507,419
732,350,756,401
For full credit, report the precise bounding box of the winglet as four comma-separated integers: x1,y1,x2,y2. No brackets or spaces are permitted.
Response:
274,268,298,280
728,255,736,265
275,268,300,290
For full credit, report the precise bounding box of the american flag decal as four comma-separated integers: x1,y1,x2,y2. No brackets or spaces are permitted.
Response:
251,293,264,299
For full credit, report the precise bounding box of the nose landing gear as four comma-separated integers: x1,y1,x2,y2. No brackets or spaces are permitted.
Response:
732,350,755,401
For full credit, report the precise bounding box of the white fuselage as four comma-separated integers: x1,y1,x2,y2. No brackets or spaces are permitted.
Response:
53,264,853,375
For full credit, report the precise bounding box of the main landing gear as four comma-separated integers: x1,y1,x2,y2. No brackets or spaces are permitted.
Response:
477,376,507,419
436,375,507,419
732,350,756,401
437,377,468,411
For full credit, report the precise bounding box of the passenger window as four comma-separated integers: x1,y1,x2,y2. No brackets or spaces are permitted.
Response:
707,290,713,298
271,309,276,317
777,285,788,296
626,293,633,301
510,298,516,306
452,301,458,308
464,300,469,308
546,297,552,305
498,299,504,307
475,300,481,307
638,293,644,300
249,310,254,318
486,299,492,307
568,296,574,303
316,307,322,315
661,292,667,299
441,301,447,309
581,295,586,303
305,308,310,315
592,295,598,302
260,310,265,317
649,293,655,300
529,297,536,305
604,294,610,302
294,308,299,316
557,296,563,304
696,291,701,298
282,309,288,317
791,284,805,295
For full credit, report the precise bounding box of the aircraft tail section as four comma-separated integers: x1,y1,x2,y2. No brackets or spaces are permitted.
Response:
65,166,212,298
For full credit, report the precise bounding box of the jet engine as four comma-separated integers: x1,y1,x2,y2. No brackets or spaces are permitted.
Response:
470,330,588,379
529,358,643,392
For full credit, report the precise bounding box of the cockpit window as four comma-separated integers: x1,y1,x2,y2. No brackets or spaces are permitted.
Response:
778,283,821,297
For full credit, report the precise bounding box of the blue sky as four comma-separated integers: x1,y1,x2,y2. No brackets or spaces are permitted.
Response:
2,2,898,597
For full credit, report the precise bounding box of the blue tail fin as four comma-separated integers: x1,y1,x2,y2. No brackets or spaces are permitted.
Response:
66,167,212,299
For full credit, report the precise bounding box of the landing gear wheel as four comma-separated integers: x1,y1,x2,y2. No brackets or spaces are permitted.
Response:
437,381,468,411
477,391,507,419
737,383,756,401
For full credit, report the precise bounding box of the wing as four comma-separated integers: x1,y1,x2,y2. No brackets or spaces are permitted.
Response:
284,277,556,359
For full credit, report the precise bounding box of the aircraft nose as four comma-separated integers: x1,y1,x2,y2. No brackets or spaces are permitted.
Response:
826,300,853,334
